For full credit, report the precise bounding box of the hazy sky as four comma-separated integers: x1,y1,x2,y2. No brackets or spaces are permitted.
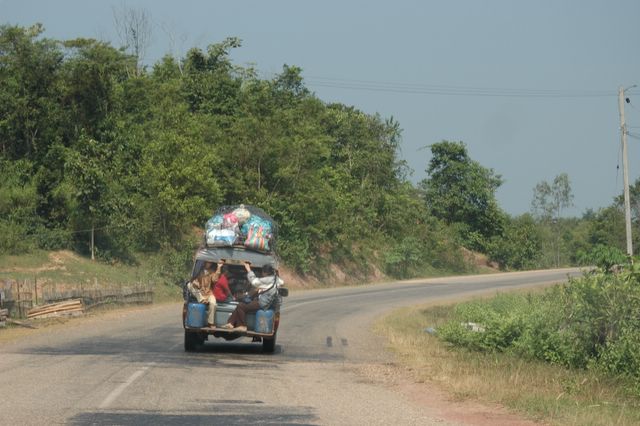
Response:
3,0,640,216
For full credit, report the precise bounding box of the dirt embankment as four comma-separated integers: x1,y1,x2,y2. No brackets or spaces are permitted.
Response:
278,262,387,289
0,251,80,274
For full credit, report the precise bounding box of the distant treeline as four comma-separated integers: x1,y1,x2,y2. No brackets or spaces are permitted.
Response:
0,24,636,281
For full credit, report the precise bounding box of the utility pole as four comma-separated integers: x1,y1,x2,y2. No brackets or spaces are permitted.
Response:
619,86,633,256
91,224,95,261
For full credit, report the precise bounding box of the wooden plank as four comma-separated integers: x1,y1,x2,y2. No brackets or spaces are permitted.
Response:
28,310,83,320
27,308,84,318
27,300,83,319
28,302,82,312
27,307,83,318
28,301,82,314
29,301,81,311
27,299,82,316
30,299,82,310
27,308,79,318
27,305,84,319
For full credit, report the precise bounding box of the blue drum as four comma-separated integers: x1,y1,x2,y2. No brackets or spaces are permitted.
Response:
186,303,207,328
255,309,274,334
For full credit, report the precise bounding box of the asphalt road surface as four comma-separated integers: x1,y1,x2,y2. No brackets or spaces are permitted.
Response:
0,268,582,425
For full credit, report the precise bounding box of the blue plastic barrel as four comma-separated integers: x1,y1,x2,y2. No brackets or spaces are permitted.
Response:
255,309,274,333
186,303,207,328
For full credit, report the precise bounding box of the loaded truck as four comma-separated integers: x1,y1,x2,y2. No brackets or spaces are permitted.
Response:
182,205,287,353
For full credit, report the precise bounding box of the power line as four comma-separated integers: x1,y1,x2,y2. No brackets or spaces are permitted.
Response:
20,225,122,241
258,70,615,98
254,66,631,100
303,76,615,98
63,223,129,234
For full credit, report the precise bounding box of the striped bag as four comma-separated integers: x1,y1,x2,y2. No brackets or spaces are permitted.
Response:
244,224,270,251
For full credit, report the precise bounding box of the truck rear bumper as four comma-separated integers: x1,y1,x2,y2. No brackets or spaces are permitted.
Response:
184,325,275,338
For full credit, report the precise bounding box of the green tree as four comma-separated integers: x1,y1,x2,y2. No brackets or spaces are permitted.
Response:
0,24,63,161
531,173,574,221
0,23,474,279
531,173,574,267
64,135,111,258
0,159,39,252
59,38,134,137
419,140,505,251
138,91,222,244
488,214,542,270
182,37,242,119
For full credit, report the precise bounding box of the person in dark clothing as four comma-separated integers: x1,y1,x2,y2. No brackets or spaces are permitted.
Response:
221,262,283,332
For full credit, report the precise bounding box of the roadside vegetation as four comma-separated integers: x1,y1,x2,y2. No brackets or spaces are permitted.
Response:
378,250,640,425
2,23,639,289
0,249,183,302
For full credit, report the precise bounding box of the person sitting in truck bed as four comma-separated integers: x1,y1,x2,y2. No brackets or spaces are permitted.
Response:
221,262,283,332
187,261,223,327
212,264,234,303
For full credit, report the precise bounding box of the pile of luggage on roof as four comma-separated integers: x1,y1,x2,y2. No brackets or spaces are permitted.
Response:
204,204,277,253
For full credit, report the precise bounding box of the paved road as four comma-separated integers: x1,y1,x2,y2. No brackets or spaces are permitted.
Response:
0,268,581,425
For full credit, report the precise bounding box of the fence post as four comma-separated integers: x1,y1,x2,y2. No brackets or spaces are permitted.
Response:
9,281,14,317
17,280,22,318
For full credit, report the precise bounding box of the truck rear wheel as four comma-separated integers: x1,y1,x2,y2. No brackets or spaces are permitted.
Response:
263,333,276,353
184,330,198,352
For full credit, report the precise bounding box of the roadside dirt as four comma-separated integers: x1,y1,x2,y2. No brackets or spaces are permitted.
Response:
355,362,543,426
0,251,77,273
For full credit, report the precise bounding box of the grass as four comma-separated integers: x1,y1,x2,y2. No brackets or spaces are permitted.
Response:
0,250,183,303
0,249,147,282
375,301,640,426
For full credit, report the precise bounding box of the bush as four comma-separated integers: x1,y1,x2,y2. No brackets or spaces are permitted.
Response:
438,294,531,351
577,244,627,271
35,226,73,251
278,235,313,275
437,264,640,394
487,214,542,270
0,220,32,253
0,159,39,254
383,237,424,279
151,238,199,287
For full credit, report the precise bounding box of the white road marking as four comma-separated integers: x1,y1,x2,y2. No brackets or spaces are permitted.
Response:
99,363,155,409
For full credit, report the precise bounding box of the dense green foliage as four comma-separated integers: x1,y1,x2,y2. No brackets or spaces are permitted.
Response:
437,254,640,394
419,141,505,252
2,23,638,283
486,213,542,270
0,24,471,280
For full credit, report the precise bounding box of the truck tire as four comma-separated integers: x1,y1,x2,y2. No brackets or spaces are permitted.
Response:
197,333,206,345
184,330,198,352
263,333,276,353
